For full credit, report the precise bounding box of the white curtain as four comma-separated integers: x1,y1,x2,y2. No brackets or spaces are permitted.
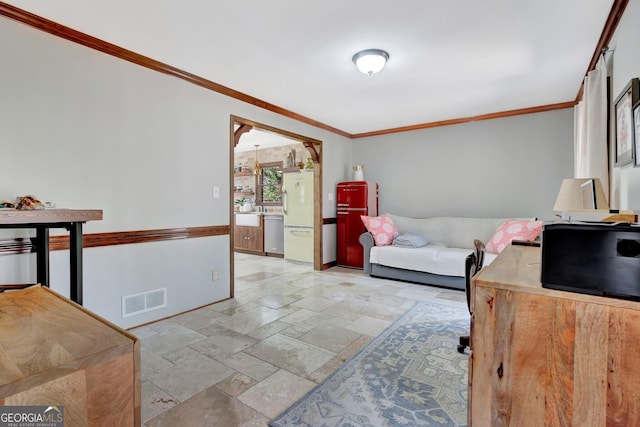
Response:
574,55,609,202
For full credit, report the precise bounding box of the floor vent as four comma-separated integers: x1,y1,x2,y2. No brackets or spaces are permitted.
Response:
122,288,167,318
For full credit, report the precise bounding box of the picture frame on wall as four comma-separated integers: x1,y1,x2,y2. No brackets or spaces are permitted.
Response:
614,78,639,167
634,100,640,167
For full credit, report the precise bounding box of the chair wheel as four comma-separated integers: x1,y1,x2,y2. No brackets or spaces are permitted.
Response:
457,344,466,354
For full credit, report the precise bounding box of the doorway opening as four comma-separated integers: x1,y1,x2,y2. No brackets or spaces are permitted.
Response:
230,116,323,297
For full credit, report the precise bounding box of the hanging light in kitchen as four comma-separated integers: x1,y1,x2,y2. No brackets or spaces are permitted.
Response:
253,144,261,175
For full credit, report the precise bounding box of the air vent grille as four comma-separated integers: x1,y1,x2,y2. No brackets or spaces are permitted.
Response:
122,288,167,318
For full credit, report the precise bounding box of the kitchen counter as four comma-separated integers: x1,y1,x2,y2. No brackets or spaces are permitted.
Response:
233,211,284,256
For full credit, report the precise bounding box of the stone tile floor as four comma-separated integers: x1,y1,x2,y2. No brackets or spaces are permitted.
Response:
132,252,467,426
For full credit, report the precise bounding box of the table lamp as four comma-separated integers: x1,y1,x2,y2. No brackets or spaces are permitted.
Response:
553,178,609,221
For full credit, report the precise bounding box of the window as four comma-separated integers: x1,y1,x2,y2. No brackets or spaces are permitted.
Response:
256,162,282,205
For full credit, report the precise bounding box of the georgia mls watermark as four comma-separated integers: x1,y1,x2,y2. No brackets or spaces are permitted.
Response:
0,406,64,427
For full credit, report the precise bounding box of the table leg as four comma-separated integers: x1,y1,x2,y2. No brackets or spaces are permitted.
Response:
35,226,50,287
69,222,83,305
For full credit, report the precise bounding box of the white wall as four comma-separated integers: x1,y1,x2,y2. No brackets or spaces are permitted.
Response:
0,17,351,328
609,0,640,210
352,109,574,220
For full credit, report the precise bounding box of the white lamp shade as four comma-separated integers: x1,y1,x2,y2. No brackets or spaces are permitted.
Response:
553,178,609,211
353,49,389,75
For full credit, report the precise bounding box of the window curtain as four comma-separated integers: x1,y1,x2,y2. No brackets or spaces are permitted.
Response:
574,55,609,202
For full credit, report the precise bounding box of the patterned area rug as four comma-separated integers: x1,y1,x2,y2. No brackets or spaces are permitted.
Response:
270,301,469,427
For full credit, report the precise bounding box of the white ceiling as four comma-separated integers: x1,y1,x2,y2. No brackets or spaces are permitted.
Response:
5,0,614,135
235,128,301,153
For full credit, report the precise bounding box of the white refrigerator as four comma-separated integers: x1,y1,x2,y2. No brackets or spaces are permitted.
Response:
283,171,314,263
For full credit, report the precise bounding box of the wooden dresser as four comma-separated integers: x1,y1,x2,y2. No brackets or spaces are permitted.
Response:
469,245,640,426
0,286,140,426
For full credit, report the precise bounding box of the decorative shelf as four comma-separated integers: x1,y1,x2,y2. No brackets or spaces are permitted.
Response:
234,171,253,177
234,192,254,196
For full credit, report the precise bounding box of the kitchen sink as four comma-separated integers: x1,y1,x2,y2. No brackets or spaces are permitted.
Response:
235,213,261,227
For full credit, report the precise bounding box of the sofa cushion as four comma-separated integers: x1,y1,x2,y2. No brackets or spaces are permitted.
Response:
486,219,543,254
370,245,497,277
361,214,398,246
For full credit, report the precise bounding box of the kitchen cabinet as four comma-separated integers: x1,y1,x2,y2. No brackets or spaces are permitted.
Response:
234,216,264,253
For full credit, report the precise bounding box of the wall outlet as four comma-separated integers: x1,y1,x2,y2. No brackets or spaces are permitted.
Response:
212,269,219,281
213,186,220,198
328,192,334,201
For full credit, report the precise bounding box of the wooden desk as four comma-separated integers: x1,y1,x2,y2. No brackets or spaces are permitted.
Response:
0,209,103,305
0,286,140,426
469,245,640,426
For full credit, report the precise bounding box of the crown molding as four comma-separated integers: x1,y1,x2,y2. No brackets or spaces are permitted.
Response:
351,101,577,138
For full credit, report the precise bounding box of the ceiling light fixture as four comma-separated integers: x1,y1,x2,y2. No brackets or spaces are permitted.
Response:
253,144,261,175
352,49,389,76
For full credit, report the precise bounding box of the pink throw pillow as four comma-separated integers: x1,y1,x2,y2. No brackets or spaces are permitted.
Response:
486,219,543,254
361,214,398,246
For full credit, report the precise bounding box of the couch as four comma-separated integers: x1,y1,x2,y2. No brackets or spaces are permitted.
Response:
359,215,515,290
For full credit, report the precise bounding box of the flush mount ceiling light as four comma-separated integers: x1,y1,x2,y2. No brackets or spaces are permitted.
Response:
352,49,389,76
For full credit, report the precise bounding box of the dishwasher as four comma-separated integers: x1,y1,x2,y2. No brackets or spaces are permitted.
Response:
263,215,284,255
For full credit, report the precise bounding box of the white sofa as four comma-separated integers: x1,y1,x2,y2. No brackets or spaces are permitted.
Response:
359,215,511,290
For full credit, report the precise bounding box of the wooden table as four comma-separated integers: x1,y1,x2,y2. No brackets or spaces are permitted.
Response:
0,209,103,305
469,244,640,426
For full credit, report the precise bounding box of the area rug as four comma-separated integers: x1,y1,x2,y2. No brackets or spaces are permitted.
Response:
269,301,469,427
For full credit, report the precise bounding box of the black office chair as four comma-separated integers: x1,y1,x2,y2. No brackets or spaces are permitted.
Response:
457,239,485,354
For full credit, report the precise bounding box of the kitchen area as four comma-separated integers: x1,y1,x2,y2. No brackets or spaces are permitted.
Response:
234,129,314,264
